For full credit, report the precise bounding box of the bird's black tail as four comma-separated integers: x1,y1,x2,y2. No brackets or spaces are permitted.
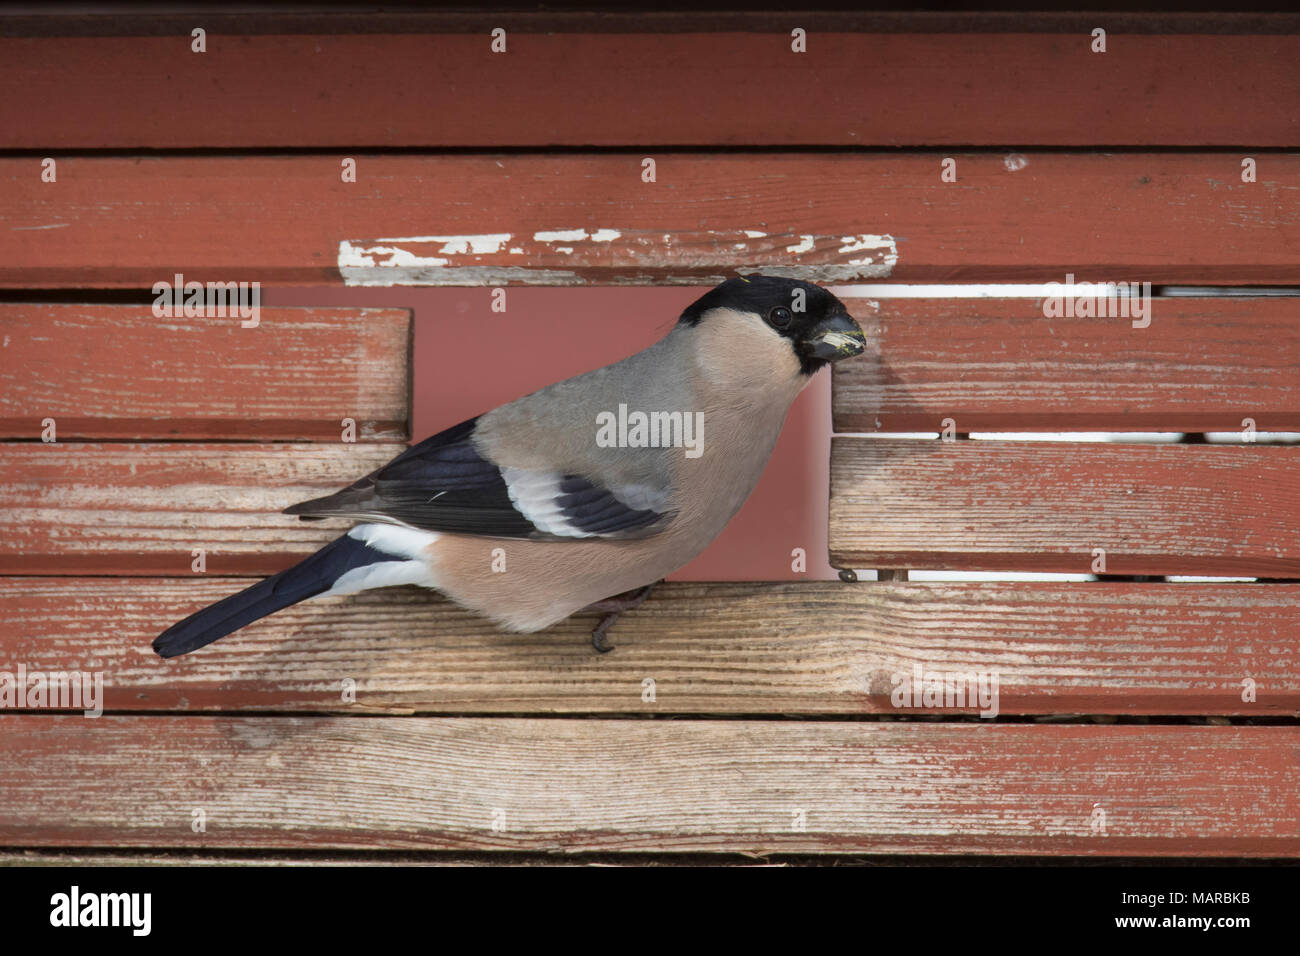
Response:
153,533,386,658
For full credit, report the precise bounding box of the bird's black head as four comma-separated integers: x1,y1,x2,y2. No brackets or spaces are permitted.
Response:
679,274,866,375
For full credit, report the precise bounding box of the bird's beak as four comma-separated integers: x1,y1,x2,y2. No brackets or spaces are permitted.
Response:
804,312,867,362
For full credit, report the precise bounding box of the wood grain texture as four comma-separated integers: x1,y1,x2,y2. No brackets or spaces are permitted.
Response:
0,305,410,441
0,442,399,575
830,439,1300,575
0,851,641,867
4,578,1298,716
4,154,1298,286
12,439,1300,577
2,716,1296,855
836,297,1300,432
2,29,1297,148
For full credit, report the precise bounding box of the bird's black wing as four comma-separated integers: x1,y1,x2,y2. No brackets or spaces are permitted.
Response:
283,417,671,540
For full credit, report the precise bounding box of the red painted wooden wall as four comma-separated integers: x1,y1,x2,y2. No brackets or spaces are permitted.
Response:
1,11,1299,861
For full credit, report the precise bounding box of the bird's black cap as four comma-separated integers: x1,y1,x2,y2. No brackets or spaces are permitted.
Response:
679,275,843,327
678,274,865,374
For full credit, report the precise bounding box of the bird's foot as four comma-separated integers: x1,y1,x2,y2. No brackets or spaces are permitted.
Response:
584,580,661,653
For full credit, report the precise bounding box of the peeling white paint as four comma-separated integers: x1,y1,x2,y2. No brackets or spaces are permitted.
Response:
768,235,899,280
354,234,512,254
838,236,871,254
1004,154,1029,172
338,235,514,273
836,235,901,277
341,265,585,286
529,228,623,244
338,244,448,270
436,234,512,255
338,229,899,286
533,228,589,242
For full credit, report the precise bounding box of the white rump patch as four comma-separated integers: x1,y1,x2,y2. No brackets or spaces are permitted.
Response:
346,523,440,560
327,560,437,596
321,524,441,596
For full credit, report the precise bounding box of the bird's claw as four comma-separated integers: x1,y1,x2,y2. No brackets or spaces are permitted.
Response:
583,580,661,653
591,616,617,653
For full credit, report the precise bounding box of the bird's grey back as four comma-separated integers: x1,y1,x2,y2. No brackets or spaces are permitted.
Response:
473,327,696,498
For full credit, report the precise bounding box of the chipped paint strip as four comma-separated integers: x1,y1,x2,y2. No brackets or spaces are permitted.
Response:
338,230,897,286
531,228,622,243
341,265,586,287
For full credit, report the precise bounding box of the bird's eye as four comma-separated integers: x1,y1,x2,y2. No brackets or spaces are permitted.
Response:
768,306,793,329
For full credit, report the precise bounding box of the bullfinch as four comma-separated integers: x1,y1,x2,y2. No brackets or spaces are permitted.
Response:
153,275,866,657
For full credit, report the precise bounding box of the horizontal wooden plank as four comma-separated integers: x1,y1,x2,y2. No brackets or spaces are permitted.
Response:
0,433,835,582
2,27,1297,148
2,717,1296,855
0,305,410,440
0,442,398,575
14,440,1300,578
0,850,633,867
835,297,1300,432
5,578,1299,715
830,439,1300,575
5,11,1299,37
13,442,1300,578
4,154,1298,286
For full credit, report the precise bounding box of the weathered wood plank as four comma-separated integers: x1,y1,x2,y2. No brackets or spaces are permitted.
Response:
0,432,833,583
830,439,1300,575
12,439,1300,578
4,578,1297,716
0,305,410,441
4,154,1298,286
0,850,650,866
0,442,398,575
3,10,1296,35
2,717,1295,855
836,297,1300,432
3,25,1298,148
